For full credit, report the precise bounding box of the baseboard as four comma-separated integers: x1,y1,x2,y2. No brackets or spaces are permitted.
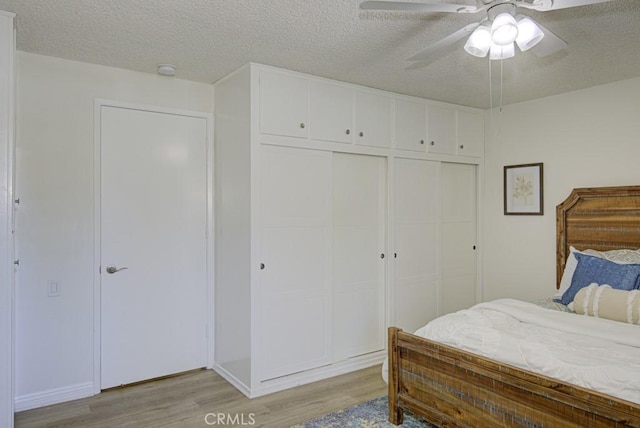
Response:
213,351,385,399
249,351,386,398
14,382,94,412
212,364,252,398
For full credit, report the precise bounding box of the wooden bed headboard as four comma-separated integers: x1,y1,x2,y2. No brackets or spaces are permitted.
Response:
556,185,640,287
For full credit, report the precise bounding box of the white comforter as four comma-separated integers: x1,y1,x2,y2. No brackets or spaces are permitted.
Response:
407,299,640,404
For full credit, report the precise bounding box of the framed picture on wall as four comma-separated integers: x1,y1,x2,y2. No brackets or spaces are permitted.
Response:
504,163,543,215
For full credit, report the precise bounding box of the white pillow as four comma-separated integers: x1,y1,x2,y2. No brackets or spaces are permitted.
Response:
556,246,640,298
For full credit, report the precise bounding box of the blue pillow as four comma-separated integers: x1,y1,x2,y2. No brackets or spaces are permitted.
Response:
559,253,640,305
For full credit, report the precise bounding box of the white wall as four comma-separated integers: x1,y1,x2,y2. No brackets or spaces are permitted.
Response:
14,52,213,408
483,77,640,302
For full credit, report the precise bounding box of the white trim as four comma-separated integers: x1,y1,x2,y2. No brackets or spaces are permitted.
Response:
212,365,252,398
93,99,214,393
206,106,215,370
214,351,386,399
14,382,94,412
0,11,15,428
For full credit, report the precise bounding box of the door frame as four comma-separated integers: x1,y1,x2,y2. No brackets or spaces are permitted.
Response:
0,10,15,427
93,99,214,393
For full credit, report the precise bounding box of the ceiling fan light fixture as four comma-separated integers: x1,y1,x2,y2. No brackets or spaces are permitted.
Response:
515,17,545,51
464,25,492,58
491,12,518,46
490,42,515,60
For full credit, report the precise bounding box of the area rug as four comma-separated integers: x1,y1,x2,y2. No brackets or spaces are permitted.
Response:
291,396,435,427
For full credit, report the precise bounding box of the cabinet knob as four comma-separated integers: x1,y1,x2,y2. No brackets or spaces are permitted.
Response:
430,141,435,146
380,253,385,259
420,140,424,145
394,253,397,259
346,129,350,135
299,123,305,129
359,131,364,137
459,144,464,149
260,263,265,270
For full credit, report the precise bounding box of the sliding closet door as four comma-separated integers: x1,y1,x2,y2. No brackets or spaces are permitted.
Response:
332,153,386,361
440,162,477,314
393,158,439,332
258,146,332,381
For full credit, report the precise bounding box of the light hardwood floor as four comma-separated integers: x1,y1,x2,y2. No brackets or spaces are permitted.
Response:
15,365,387,427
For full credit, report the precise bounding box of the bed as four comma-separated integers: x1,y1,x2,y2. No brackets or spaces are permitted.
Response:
388,185,640,427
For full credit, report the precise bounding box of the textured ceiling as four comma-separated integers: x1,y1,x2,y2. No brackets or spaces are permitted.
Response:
0,0,638,108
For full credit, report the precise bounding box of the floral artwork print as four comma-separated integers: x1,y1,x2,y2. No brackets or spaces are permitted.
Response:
512,173,534,206
504,163,543,215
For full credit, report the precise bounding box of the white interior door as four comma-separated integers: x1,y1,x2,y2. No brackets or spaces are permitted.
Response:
332,153,386,361
393,158,439,332
100,105,208,389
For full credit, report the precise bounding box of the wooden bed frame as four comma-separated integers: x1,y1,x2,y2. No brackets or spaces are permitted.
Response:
389,185,640,427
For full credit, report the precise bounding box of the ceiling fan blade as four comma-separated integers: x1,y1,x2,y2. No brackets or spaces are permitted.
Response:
524,0,615,11
359,1,479,13
408,22,480,61
529,20,568,57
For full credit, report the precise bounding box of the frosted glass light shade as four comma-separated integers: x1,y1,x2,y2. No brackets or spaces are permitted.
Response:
491,13,518,46
464,26,492,58
516,17,545,52
490,42,515,60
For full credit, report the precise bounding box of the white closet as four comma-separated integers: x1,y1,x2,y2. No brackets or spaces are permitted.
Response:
214,63,482,398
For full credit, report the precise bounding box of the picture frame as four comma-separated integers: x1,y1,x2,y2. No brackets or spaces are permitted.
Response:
504,163,543,215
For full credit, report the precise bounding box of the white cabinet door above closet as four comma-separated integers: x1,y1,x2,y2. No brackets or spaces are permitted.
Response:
355,91,392,148
394,98,427,152
427,104,456,154
393,158,439,332
259,146,332,381
310,81,353,144
259,70,309,139
456,110,484,158
333,153,386,361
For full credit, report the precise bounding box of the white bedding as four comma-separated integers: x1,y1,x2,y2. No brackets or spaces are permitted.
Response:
387,298,640,404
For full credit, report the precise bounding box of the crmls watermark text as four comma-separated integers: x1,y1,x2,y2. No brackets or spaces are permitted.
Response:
204,412,256,426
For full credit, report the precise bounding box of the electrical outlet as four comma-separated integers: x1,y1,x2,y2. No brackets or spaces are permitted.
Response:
47,280,61,297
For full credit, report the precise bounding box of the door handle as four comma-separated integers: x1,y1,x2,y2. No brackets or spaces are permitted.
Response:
105,265,128,274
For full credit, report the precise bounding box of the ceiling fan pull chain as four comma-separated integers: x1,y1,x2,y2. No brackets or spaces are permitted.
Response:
489,54,494,126
500,57,504,114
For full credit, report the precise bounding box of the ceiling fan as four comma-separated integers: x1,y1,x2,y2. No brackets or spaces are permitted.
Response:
360,0,615,61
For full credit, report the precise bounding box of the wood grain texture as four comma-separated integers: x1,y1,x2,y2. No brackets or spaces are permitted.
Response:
556,185,640,287
15,366,386,428
389,328,640,427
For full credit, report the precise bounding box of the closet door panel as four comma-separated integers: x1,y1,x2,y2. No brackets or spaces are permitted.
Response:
456,110,484,157
427,104,456,154
309,81,353,144
354,91,392,148
259,70,309,139
441,162,477,315
393,158,439,332
259,146,332,381
333,153,386,361
394,98,427,152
